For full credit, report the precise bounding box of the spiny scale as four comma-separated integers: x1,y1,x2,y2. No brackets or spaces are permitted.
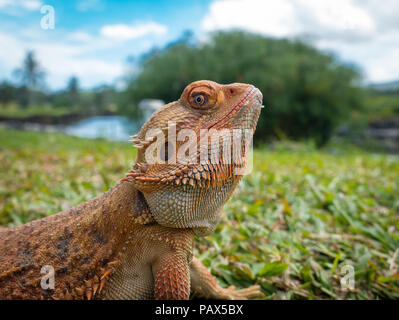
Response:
121,162,238,187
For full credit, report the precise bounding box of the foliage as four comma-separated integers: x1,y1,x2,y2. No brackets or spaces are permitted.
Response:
123,31,364,146
362,91,399,121
66,76,80,106
1,128,398,299
0,129,134,224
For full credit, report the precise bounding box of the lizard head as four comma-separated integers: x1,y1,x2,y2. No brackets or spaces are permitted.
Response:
125,80,263,235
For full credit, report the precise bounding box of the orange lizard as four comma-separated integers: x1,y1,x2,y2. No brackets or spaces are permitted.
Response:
0,80,264,300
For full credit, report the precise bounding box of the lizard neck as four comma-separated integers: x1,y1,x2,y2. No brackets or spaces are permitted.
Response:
83,181,143,251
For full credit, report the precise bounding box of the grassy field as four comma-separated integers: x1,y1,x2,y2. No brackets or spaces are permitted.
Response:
0,128,398,299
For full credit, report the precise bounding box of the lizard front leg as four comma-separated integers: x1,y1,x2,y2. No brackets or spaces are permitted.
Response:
189,257,264,300
152,252,190,300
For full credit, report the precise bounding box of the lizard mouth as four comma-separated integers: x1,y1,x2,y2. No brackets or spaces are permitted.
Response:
208,86,262,129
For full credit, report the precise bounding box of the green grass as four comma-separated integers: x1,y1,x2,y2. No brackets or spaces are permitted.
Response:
0,128,134,225
1,128,398,299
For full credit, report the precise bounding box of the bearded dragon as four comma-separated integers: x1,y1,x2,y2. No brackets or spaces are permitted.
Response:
0,80,264,300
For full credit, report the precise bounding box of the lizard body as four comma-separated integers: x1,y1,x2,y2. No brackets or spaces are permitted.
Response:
0,80,263,299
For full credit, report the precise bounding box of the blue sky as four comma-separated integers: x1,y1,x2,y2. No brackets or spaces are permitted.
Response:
0,0,398,90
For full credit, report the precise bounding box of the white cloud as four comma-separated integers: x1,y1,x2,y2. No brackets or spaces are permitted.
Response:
39,54,123,89
203,0,375,40
100,22,167,40
317,32,399,82
0,18,168,89
0,0,10,7
202,0,399,82
0,31,25,72
203,0,296,37
0,30,123,89
0,0,42,11
297,0,375,38
20,0,41,10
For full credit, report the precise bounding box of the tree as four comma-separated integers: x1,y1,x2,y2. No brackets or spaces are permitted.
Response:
0,81,16,105
93,85,117,112
66,76,80,106
13,51,46,108
123,31,363,146
67,76,79,94
13,51,45,90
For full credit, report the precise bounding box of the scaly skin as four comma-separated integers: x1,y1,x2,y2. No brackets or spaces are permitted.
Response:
0,80,263,300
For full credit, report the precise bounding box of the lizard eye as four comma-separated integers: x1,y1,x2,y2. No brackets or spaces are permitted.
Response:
192,94,207,107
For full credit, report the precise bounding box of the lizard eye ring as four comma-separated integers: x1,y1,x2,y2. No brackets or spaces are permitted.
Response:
192,94,207,107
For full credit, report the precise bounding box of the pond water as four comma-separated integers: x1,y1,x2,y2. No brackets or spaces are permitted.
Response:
65,116,143,141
